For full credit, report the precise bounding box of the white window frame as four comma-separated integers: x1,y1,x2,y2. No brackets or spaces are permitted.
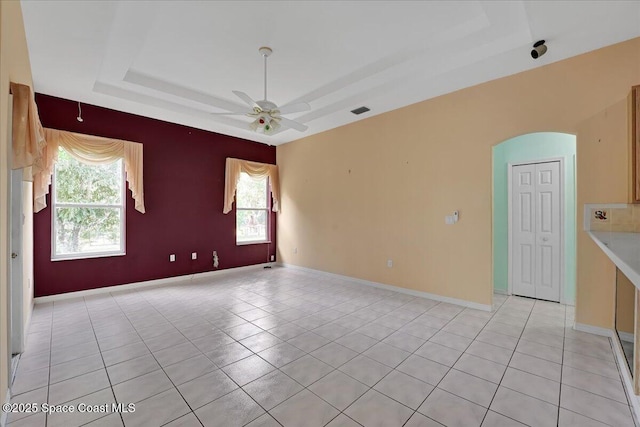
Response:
51,150,126,261
236,173,271,246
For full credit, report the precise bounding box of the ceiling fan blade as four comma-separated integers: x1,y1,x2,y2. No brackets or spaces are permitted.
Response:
276,102,310,115
277,116,308,132
232,91,259,109
210,110,253,116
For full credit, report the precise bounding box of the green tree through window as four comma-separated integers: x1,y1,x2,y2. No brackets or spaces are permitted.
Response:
236,172,269,244
53,147,124,258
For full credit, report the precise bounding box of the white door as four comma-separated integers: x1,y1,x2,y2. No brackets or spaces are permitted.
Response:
9,89,24,365
511,161,561,302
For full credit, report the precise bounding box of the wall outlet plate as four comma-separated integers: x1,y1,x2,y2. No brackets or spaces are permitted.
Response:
270,255,275,262
169,254,176,262
191,252,197,260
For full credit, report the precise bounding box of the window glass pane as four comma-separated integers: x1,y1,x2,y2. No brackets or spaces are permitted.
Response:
236,209,267,242
236,173,267,209
54,207,121,255
55,148,122,204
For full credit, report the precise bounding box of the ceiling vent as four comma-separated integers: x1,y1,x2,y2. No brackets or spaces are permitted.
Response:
351,106,370,115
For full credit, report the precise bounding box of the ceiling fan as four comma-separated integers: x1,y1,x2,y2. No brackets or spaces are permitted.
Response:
215,47,310,134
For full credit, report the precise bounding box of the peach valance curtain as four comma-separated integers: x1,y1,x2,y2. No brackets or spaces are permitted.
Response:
34,129,146,214
223,158,280,214
11,82,46,171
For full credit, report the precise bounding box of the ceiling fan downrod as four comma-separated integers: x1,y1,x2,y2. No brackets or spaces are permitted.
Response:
259,46,272,102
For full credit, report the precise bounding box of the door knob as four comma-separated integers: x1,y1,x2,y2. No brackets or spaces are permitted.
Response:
11,252,18,259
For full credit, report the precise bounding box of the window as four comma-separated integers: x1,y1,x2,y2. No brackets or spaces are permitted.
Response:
236,172,269,244
52,147,125,259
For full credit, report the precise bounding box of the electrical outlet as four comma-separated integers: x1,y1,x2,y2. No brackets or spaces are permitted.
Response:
191,252,197,260
270,255,275,262
387,259,393,268
169,254,176,262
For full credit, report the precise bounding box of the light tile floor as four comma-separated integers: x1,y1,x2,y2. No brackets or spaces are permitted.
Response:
6,267,637,427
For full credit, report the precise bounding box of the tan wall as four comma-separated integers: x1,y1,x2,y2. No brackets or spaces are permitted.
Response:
0,0,33,408
576,98,631,328
277,38,640,320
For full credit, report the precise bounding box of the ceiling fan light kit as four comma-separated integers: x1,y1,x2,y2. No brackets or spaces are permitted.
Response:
249,113,281,133
218,46,311,135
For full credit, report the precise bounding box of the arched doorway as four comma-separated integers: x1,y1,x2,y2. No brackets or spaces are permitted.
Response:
493,132,577,304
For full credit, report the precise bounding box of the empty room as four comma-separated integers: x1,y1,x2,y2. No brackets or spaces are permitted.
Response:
2,1,640,426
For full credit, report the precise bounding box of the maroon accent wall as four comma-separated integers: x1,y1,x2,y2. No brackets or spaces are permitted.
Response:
33,94,277,297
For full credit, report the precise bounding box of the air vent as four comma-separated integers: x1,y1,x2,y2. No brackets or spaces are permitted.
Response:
350,106,370,115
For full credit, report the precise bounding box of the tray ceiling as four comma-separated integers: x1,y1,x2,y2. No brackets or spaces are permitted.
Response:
21,1,640,145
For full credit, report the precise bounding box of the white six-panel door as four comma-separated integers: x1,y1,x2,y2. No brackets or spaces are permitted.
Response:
511,161,561,302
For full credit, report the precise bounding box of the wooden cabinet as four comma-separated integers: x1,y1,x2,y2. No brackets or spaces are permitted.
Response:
631,85,640,203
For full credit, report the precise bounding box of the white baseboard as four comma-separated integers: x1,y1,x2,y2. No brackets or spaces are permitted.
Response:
278,263,492,312
573,322,640,424
609,329,640,425
10,356,19,387
19,300,34,352
34,263,274,304
573,322,614,337
493,289,508,295
1,389,10,427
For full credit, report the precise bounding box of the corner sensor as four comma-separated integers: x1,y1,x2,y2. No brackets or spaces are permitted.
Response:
531,40,547,59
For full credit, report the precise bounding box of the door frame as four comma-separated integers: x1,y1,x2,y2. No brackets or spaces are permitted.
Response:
10,168,24,357
507,157,565,304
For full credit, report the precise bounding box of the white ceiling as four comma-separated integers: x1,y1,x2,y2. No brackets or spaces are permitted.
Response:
21,1,640,146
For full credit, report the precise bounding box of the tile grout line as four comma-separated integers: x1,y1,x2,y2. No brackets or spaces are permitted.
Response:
478,296,536,426
604,334,638,426
44,302,113,421
229,276,395,427
245,281,448,424
17,271,632,427
227,291,442,425
313,292,633,426
10,290,528,426
558,306,636,426
83,295,128,427
110,288,208,427
257,289,525,425
134,282,321,426
255,295,430,425
327,296,510,426
45,302,54,427
557,300,567,427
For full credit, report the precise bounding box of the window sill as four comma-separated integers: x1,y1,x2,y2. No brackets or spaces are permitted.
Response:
236,240,272,246
52,252,126,262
